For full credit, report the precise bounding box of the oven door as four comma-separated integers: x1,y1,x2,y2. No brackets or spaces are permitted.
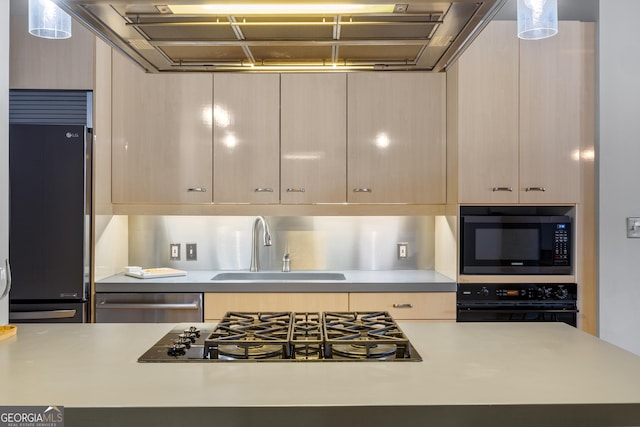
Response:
456,302,578,326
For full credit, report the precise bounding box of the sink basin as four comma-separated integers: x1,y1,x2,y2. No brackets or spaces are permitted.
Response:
211,272,346,281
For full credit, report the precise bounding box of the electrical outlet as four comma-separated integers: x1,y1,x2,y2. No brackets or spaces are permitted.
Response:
186,243,197,261
170,243,180,260
397,242,408,259
627,218,640,238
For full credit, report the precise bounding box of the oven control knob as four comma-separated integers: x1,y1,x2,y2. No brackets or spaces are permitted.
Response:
538,287,552,299
480,287,490,297
168,343,187,357
555,288,569,300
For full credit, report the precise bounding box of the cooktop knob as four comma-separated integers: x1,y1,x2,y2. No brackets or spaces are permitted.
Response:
179,333,197,343
480,287,490,297
168,343,187,357
173,337,192,348
184,327,201,338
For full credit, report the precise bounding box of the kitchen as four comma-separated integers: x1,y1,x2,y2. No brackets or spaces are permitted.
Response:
2,0,640,425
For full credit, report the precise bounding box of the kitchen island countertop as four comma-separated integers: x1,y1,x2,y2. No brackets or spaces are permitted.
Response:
2,322,640,427
95,269,456,293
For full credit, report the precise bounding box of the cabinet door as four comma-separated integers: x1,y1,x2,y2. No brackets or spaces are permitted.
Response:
347,73,446,204
204,293,349,321
519,22,582,203
281,74,347,203
10,16,95,89
111,52,212,204
456,21,520,204
213,74,280,204
349,292,456,320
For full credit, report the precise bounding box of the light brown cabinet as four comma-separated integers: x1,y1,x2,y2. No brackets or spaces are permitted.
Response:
204,293,349,322
280,74,347,204
349,292,456,321
111,52,213,204
10,14,95,90
213,74,280,204
347,73,446,204
454,21,587,204
203,292,455,322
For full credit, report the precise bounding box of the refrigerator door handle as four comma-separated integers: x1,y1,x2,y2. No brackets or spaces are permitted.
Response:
0,259,11,301
10,309,77,321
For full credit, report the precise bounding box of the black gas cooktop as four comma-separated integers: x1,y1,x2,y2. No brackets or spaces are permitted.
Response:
138,311,422,362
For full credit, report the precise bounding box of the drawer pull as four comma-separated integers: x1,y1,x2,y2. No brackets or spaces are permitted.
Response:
254,188,274,193
492,187,513,192
353,188,372,193
187,187,207,192
286,188,305,193
392,303,413,309
525,186,546,192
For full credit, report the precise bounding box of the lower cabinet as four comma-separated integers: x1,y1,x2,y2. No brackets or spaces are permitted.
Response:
204,293,349,322
349,292,456,321
204,292,455,322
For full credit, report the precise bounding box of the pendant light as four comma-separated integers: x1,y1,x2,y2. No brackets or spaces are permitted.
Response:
517,0,558,40
28,0,72,39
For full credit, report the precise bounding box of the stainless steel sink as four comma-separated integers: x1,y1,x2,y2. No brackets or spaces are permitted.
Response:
211,272,346,281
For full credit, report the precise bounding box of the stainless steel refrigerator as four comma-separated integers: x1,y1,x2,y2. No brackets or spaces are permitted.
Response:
8,123,91,323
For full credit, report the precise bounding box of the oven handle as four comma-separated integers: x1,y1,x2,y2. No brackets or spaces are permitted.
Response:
457,308,579,314
98,302,201,310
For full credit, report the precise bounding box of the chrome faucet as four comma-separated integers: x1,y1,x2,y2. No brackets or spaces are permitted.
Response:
250,216,272,272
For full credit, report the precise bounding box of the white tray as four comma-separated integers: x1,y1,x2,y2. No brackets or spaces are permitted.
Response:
125,268,187,279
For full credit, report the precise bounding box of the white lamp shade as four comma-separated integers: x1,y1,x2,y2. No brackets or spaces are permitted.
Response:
28,0,72,39
517,0,558,40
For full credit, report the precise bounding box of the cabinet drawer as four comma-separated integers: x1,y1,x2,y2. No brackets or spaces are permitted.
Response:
349,292,456,320
204,293,349,321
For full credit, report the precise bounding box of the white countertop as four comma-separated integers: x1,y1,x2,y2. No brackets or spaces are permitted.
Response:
95,269,457,293
2,322,640,426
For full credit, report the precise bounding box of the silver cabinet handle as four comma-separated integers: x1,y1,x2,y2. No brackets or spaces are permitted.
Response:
187,187,207,192
392,303,413,309
286,188,305,193
10,309,77,320
98,302,200,310
492,187,513,192
254,188,274,193
353,188,372,193
525,186,547,192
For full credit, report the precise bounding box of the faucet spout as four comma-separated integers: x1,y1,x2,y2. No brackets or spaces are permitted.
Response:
250,216,272,272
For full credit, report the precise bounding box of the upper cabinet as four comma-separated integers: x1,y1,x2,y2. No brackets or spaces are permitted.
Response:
10,15,95,90
111,51,213,204
213,74,280,204
347,73,446,204
453,21,588,204
281,74,347,204
519,22,583,204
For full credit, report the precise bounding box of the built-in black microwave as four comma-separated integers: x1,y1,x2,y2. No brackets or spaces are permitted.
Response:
460,212,572,275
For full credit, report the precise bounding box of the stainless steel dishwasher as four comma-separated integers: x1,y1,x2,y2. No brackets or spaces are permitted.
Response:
95,293,203,323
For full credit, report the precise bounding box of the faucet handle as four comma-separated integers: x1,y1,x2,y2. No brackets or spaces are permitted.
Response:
282,253,291,272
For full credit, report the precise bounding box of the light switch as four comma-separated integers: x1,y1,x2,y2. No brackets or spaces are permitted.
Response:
627,218,640,238
397,242,408,259
186,243,197,261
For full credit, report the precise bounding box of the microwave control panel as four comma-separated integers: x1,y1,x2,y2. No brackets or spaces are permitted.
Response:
553,223,570,265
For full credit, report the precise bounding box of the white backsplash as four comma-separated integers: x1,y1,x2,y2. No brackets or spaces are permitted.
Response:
127,216,438,271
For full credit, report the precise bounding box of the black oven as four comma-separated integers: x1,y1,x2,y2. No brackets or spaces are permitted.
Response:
460,209,572,275
456,283,578,327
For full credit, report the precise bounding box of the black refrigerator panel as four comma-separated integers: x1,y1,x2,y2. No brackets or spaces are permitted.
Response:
9,124,89,305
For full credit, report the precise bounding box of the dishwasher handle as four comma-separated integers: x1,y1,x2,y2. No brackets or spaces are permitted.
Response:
98,301,201,310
